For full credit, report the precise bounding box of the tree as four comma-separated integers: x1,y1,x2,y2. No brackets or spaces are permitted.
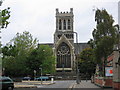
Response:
2,45,17,57
0,7,10,29
26,45,55,76
88,9,119,76
78,48,96,79
2,31,38,76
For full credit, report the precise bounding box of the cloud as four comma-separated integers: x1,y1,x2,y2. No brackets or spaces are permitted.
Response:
1,0,119,45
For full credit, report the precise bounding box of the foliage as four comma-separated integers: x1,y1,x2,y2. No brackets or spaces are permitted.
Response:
2,31,55,77
0,7,10,29
78,48,96,78
11,31,38,54
26,45,55,76
2,31,38,76
2,45,17,57
88,9,119,76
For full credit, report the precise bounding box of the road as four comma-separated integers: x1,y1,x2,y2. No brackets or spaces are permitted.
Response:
14,80,114,90
14,80,75,90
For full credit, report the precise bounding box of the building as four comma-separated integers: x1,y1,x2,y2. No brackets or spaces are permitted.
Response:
54,8,75,73
39,8,89,76
107,54,113,67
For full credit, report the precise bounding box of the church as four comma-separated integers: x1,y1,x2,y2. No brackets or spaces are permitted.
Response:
40,8,89,76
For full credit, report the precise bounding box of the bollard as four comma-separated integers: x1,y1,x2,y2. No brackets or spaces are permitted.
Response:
51,78,54,83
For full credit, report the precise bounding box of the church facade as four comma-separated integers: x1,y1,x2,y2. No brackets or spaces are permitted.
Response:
54,8,75,72
39,8,89,75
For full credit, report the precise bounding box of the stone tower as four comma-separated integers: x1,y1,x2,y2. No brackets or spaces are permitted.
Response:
54,8,75,73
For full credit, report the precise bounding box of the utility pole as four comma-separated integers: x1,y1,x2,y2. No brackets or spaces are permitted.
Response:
61,31,80,84
39,68,42,84
74,32,80,84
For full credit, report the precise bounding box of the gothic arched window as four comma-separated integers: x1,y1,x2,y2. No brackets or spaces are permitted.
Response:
63,20,66,30
57,42,71,68
59,19,62,30
68,19,71,29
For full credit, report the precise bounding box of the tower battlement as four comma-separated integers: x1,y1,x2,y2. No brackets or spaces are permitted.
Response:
56,8,73,15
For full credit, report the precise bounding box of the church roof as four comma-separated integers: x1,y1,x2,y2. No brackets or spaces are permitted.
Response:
38,43,89,55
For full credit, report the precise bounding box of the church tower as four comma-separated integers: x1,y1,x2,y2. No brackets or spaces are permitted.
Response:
54,8,75,73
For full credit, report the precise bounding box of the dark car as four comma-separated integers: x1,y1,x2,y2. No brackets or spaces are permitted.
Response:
0,76,14,90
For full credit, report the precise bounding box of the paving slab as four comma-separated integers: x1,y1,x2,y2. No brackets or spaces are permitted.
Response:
14,81,55,88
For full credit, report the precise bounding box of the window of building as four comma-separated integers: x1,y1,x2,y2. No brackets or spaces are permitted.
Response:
57,42,71,68
63,20,66,30
59,19,62,30
68,19,71,29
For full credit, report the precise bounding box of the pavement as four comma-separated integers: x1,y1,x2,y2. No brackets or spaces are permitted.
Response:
14,80,55,88
73,80,100,88
71,80,114,90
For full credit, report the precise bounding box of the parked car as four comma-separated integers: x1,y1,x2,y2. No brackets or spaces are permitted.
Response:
35,76,49,81
0,76,14,90
22,77,31,81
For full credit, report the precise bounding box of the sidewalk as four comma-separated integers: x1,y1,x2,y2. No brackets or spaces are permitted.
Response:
72,80,113,90
14,81,55,88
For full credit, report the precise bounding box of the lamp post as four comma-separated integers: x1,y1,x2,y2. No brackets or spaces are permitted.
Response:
73,32,80,84
62,63,65,78
39,68,42,84
62,31,80,84
34,70,36,80
2,68,5,76
39,49,45,84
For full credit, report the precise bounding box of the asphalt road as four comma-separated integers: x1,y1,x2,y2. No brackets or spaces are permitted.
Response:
14,80,75,90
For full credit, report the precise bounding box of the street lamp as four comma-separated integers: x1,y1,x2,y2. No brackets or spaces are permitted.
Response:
34,70,36,80
39,68,42,84
73,32,80,84
2,68,5,76
62,63,65,78
61,31,80,84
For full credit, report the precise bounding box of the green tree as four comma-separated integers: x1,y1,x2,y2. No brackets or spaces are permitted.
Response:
26,45,55,76
2,45,17,57
2,31,38,76
88,9,119,76
78,48,96,78
0,7,10,29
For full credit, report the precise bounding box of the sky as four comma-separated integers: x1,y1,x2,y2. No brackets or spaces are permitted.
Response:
1,0,120,45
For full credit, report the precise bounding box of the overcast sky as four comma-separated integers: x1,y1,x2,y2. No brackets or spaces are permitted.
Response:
1,0,120,45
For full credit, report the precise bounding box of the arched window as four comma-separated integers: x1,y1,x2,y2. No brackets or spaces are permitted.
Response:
57,42,71,68
63,20,66,30
68,19,71,29
59,19,62,30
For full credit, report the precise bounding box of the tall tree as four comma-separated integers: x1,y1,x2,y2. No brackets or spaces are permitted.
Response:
26,45,55,76
2,31,38,76
88,9,119,76
78,48,96,78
